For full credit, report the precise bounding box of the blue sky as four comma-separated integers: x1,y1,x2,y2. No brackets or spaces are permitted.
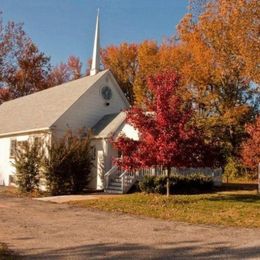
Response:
0,0,189,68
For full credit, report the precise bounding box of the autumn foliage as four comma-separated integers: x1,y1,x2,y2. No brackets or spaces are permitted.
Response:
241,117,260,173
48,56,82,87
102,40,182,105
104,0,259,174
0,12,83,104
114,71,219,170
101,43,138,104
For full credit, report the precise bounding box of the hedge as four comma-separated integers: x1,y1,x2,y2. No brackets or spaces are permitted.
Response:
139,174,214,195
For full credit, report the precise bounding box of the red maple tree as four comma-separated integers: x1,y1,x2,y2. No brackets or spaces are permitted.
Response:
241,116,260,175
113,71,218,196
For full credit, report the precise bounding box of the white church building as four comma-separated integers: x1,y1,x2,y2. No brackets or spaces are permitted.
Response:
0,12,139,193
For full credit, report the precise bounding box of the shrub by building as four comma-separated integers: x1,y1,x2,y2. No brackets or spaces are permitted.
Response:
42,131,93,195
13,140,43,193
13,131,93,195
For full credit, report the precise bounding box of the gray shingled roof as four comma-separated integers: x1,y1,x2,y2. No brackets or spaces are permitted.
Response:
0,70,108,136
92,112,126,138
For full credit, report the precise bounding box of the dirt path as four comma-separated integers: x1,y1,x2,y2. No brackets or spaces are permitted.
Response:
0,194,260,259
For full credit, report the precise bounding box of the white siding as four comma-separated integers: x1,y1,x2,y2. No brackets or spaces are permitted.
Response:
0,132,51,186
0,137,15,185
119,123,139,141
52,73,128,138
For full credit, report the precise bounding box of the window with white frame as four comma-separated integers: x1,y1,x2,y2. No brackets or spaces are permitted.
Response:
10,139,29,158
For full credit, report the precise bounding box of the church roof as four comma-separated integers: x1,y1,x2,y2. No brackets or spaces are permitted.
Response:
92,112,126,138
0,70,109,137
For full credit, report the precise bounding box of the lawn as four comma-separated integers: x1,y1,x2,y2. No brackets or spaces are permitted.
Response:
71,190,260,228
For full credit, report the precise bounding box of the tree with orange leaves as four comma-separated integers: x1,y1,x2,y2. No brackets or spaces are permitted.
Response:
101,43,138,104
177,0,259,160
102,40,184,105
103,0,259,167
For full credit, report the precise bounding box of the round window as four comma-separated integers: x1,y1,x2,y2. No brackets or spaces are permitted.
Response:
101,86,112,101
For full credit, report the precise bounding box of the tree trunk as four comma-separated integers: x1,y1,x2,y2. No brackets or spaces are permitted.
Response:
166,167,171,197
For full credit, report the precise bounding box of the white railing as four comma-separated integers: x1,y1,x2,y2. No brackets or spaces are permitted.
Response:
120,171,137,193
136,167,222,186
104,165,119,189
105,166,222,193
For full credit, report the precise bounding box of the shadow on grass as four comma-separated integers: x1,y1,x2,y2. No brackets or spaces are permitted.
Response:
215,183,258,192
206,193,260,203
20,241,260,259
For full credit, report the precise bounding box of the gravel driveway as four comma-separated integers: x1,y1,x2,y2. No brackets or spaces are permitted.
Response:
0,194,260,259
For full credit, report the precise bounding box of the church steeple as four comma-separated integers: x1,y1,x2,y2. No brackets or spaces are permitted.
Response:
90,9,100,76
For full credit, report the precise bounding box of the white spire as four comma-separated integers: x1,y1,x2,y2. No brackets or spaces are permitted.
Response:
90,9,100,76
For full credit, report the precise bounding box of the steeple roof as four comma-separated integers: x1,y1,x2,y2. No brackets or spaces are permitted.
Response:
90,9,100,76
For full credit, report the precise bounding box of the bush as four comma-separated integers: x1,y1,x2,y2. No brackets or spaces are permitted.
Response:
43,130,93,195
13,140,43,193
139,173,214,195
139,175,156,193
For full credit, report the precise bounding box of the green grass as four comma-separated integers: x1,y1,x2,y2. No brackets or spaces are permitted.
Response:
71,190,260,228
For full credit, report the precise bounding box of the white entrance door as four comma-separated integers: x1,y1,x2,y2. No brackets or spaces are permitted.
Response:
97,150,104,190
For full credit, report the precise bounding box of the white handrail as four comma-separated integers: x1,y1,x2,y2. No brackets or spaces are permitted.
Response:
105,168,138,193
119,170,126,178
104,165,118,177
120,170,137,193
121,171,126,192
104,165,118,189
